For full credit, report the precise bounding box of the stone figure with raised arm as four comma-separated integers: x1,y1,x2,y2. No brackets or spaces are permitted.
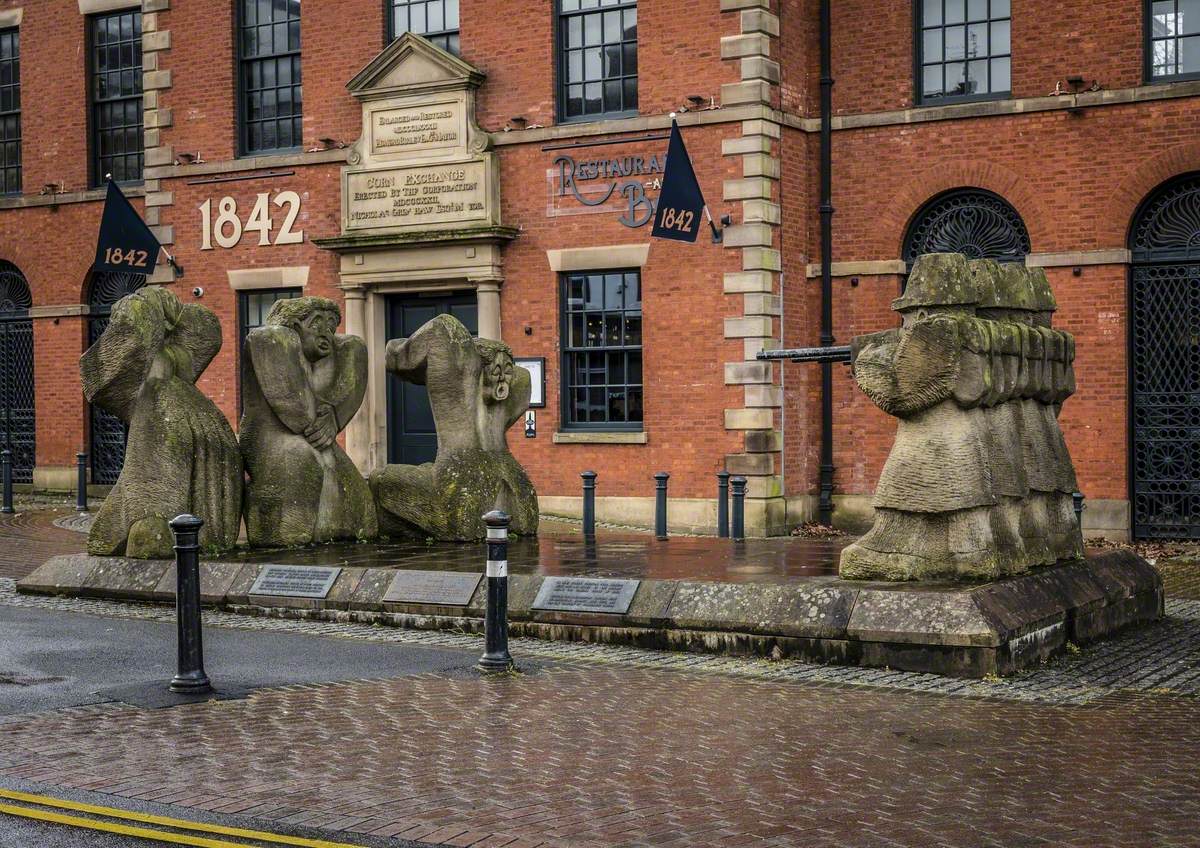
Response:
370,313,538,541
240,296,377,547
81,285,242,558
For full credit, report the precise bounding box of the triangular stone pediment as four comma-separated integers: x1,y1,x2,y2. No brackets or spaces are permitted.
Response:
347,32,484,99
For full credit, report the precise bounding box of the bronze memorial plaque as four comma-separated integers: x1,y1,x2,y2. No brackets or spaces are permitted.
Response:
532,577,640,614
248,565,343,599
383,570,483,606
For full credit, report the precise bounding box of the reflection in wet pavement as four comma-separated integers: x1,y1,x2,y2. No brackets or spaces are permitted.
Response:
216,532,849,583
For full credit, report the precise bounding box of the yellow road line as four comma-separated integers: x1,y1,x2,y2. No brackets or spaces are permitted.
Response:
0,789,372,848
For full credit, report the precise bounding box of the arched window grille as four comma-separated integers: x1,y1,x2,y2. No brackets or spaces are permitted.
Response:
902,188,1031,269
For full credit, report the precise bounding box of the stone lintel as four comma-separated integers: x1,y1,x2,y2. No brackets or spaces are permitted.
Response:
1025,249,1132,268
805,259,908,278
552,431,648,445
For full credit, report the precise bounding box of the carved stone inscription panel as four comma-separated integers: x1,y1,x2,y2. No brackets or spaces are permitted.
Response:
347,161,488,230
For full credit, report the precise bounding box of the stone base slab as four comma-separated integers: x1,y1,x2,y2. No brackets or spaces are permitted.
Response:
18,550,1163,678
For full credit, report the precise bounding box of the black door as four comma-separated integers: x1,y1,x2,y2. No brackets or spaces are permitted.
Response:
0,261,34,483
386,292,477,465
1130,173,1200,539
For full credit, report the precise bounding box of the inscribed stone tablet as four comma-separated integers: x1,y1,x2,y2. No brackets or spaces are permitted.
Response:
249,565,342,599
383,570,483,606
532,577,640,614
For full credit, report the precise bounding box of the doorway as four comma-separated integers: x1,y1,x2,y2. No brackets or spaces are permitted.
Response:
385,291,477,465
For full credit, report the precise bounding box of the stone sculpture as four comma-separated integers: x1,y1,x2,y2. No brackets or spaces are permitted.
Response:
81,286,242,558
240,296,377,547
370,313,538,541
840,253,1083,582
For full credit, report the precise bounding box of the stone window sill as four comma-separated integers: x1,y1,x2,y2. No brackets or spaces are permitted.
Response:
553,431,647,445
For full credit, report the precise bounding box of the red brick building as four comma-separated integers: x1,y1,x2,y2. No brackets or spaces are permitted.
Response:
0,0,1196,540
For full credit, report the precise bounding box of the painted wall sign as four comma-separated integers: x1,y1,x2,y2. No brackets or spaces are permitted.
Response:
549,152,665,228
199,190,304,250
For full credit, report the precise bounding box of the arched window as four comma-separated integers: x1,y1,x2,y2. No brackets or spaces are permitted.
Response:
0,260,34,482
86,270,145,485
902,188,1030,270
1129,172,1200,540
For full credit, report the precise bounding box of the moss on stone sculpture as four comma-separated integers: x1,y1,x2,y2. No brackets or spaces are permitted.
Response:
370,314,538,542
240,296,377,547
840,254,1083,582
80,286,242,559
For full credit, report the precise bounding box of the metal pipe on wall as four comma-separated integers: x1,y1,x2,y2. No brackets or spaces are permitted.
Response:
817,0,836,527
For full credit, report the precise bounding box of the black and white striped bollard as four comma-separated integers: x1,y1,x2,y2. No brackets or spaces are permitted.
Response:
478,509,514,673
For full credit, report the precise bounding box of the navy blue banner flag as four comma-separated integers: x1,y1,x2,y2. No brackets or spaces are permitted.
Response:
651,119,707,243
93,179,161,275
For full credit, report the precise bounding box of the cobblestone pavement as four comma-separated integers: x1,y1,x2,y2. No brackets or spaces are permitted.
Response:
0,635,1197,848
0,508,86,581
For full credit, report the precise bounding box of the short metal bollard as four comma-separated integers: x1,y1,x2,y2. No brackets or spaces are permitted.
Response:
654,472,669,540
731,476,747,542
1073,491,1085,529
716,471,730,538
75,452,88,514
1,449,13,515
581,470,597,539
168,514,212,694
478,509,514,673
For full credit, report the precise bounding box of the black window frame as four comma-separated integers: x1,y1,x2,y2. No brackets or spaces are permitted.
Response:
0,26,19,196
236,0,302,157
1145,0,1200,83
556,0,638,124
237,287,301,412
913,0,1011,106
88,9,143,187
559,268,644,432
386,0,460,54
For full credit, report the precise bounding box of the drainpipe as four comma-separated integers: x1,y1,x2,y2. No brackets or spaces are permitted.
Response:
817,0,836,526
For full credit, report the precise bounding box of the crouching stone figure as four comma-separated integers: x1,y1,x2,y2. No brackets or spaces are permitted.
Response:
370,313,538,541
240,296,377,546
81,286,242,558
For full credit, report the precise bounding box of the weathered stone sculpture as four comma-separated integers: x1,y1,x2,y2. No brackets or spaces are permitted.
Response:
240,296,377,547
81,286,242,558
370,313,538,541
840,253,1083,582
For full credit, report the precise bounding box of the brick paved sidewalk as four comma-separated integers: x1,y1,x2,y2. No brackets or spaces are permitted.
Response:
0,507,86,581
2,660,1198,848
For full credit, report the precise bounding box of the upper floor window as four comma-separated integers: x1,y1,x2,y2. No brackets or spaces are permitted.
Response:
917,0,1010,104
389,0,459,54
560,269,643,430
0,28,19,195
558,0,637,122
1149,1,1200,80
90,10,142,185
238,0,301,155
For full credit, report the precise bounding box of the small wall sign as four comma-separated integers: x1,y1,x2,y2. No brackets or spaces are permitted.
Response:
516,357,545,407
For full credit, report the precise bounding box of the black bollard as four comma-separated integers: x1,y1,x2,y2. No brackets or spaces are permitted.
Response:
731,476,747,542
479,510,514,673
169,514,212,694
654,472,669,540
581,470,597,539
716,470,730,538
75,452,88,514
1073,491,1085,529
1,449,13,515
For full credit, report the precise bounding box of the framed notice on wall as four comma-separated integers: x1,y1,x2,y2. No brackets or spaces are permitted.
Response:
516,357,546,408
